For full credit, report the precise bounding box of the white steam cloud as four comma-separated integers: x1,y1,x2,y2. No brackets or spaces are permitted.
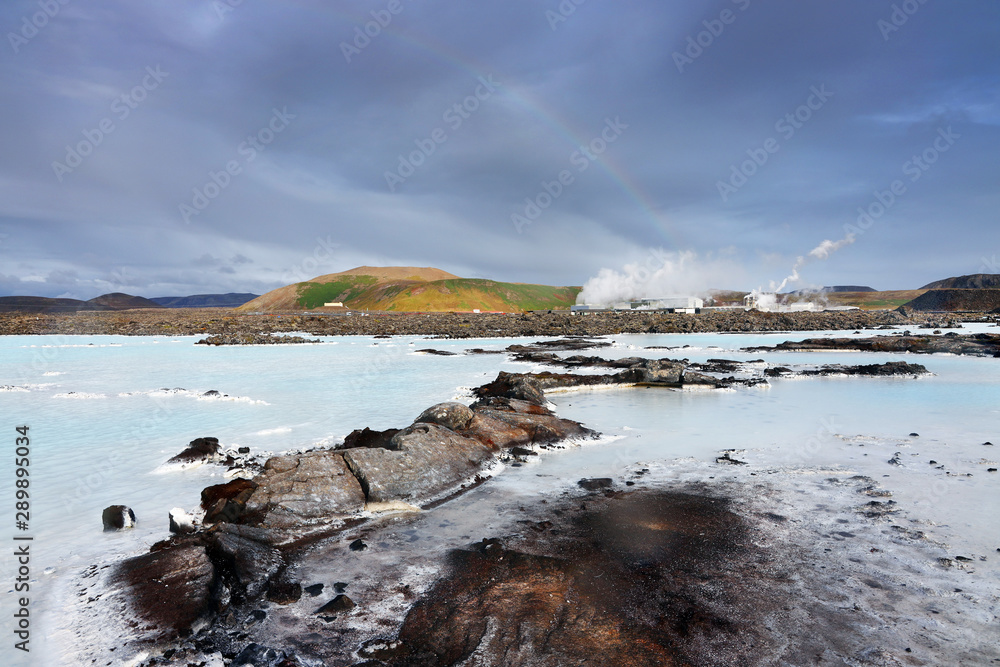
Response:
577,249,744,305
771,233,856,293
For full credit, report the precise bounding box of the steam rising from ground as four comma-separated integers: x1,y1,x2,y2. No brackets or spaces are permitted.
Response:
771,234,856,293
577,250,745,305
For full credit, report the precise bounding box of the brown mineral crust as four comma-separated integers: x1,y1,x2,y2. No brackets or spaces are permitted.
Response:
377,490,772,667
111,541,215,641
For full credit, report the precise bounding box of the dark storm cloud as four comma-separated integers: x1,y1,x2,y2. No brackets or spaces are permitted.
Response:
0,0,997,298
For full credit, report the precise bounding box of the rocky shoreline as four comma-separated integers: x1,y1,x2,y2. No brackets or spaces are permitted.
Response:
1,306,995,338
744,331,1000,357
64,340,954,666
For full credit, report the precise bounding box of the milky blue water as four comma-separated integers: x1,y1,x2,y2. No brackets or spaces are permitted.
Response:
1,327,998,664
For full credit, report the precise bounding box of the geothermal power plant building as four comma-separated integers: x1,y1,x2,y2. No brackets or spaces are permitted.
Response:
571,296,704,314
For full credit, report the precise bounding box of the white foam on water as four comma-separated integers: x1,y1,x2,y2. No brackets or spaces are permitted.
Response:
53,391,107,399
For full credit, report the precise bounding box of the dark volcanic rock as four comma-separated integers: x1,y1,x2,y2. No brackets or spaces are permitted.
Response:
343,423,494,504
375,490,766,667
266,577,302,605
243,451,366,526
458,411,533,450
102,505,135,531
231,643,290,666
206,523,285,603
473,371,547,404
471,397,595,445
112,542,214,640
507,338,613,353
798,361,929,377
201,478,259,524
340,426,402,450
744,333,1000,357
166,436,224,467
316,594,356,616
416,402,476,432
197,333,322,345
636,358,686,384
577,478,614,491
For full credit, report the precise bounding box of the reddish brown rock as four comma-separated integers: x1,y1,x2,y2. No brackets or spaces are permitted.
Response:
112,542,214,641
201,478,258,524
243,451,366,527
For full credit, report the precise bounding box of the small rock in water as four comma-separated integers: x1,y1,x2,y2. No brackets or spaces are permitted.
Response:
984,441,994,446
334,582,348,593
102,505,135,531
349,539,368,552
887,452,903,466
304,583,324,597
716,450,748,465
231,643,285,666
909,432,920,437
577,478,614,491
266,579,302,605
316,595,355,616
237,446,250,454
168,508,196,535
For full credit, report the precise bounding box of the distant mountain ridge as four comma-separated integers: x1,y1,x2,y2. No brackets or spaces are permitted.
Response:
238,266,581,312
151,293,259,308
792,285,876,295
0,293,162,313
87,293,163,309
921,274,1000,289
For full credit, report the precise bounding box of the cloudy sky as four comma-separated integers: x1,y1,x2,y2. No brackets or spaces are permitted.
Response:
1,0,997,299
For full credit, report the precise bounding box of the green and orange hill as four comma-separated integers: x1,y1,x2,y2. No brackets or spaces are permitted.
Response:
237,266,582,313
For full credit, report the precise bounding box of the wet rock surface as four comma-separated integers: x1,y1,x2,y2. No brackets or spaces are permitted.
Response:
165,436,231,468
343,424,494,504
243,450,367,527
377,490,765,667
744,332,1000,357
112,541,215,642
196,333,322,345
102,504,136,531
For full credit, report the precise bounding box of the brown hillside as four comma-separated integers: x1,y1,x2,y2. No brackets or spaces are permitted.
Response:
86,293,164,310
904,289,1000,312
239,266,460,312
314,266,459,282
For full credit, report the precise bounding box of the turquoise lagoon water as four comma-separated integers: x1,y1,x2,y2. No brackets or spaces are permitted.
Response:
1,327,998,663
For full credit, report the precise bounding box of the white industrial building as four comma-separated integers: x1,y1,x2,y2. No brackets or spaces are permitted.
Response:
571,296,703,314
